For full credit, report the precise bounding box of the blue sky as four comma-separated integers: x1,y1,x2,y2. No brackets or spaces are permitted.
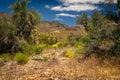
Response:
0,0,117,26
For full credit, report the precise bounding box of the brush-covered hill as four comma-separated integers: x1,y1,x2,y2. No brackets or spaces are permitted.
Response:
35,21,68,32
0,12,87,41
35,21,87,42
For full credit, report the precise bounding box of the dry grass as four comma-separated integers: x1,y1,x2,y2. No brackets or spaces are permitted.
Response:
35,21,87,42
0,48,120,80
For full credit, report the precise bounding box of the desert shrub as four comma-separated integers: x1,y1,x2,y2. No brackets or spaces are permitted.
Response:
34,47,43,54
19,39,29,50
21,35,47,54
24,44,46,55
41,33,50,45
58,42,68,47
67,32,84,46
74,42,86,54
51,42,68,48
65,47,80,58
30,29,41,45
14,53,29,64
65,36,89,58
74,41,85,48
22,40,37,55
30,29,58,45
43,56,50,61
30,27,59,47
33,45,46,54
49,36,58,45
0,53,10,61
23,45,35,55
88,19,117,56
67,33,75,46
110,24,120,56
0,18,18,53
51,43,58,48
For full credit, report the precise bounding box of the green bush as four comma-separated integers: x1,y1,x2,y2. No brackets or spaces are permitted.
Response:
43,56,50,61
75,41,86,50
19,40,35,54
0,53,10,61
51,42,68,48
14,53,29,64
57,42,68,47
23,43,47,55
65,41,86,58
0,18,18,53
0,53,9,59
33,45,45,54
65,47,80,58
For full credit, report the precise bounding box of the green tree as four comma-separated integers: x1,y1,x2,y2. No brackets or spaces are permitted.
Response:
77,13,88,31
92,11,103,27
88,18,118,57
0,18,17,53
10,0,40,40
104,0,120,22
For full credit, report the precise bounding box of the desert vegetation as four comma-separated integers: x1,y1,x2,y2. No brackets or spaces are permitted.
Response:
0,0,120,80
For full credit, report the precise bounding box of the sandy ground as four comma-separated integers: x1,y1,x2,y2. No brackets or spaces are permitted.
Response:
0,47,120,80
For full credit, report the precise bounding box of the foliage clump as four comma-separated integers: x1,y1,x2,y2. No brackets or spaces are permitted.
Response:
65,47,80,58
10,0,41,40
51,42,68,48
14,53,29,64
76,10,120,58
0,53,10,61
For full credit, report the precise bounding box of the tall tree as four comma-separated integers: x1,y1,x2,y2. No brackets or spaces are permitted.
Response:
77,13,88,31
104,0,120,22
91,11,105,27
10,0,40,40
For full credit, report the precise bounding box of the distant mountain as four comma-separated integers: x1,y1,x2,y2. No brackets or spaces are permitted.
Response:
35,21,69,32
35,21,86,33
0,12,68,31
35,21,86,42
0,12,87,42
0,12,86,34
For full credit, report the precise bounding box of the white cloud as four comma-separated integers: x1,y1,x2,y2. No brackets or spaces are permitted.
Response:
60,0,101,5
52,4,98,12
45,0,117,12
56,13,79,18
54,17,63,21
59,0,117,5
45,5,50,8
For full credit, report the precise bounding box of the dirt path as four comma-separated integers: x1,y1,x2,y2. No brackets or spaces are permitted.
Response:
0,47,120,80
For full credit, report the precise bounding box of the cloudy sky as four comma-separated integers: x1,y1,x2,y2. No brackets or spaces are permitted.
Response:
0,0,117,26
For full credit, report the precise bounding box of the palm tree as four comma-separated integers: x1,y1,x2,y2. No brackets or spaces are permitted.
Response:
10,0,40,40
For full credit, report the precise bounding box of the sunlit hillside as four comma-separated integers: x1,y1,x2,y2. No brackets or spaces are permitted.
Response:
0,0,120,80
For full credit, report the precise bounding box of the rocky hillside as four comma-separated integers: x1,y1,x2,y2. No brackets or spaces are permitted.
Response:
35,21,69,32
0,12,87,42
35,21,87,42
0,12,12,22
